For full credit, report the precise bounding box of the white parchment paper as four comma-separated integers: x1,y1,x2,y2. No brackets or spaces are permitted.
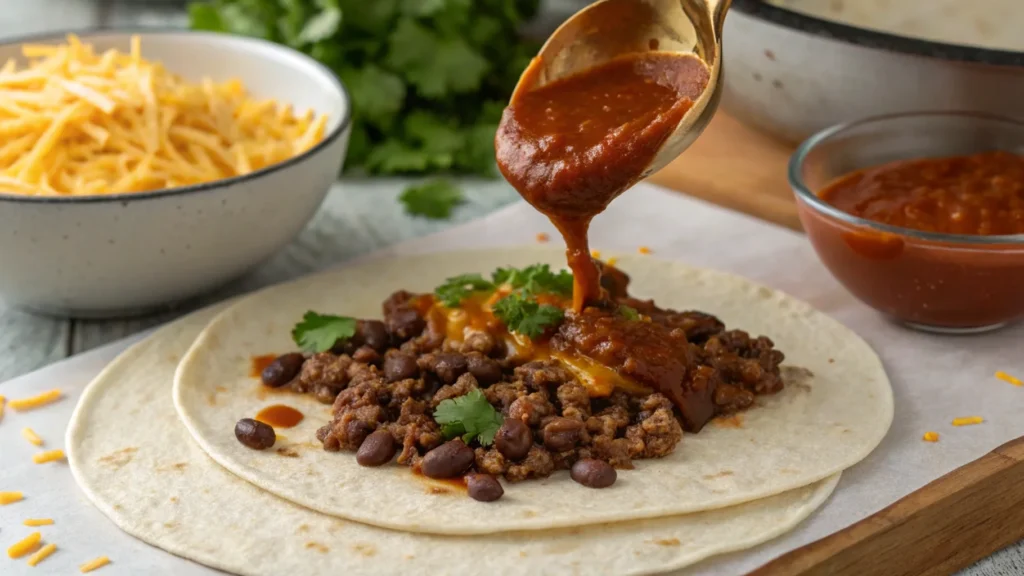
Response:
1,183,1020,575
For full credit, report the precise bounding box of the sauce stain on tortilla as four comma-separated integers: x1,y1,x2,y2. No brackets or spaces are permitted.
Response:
651,538,681,547
782,366,814,394
155,462,189,473
250,354,277,377
702,470,734,480
427,486,451,495
713,414,744,428
97,446,138,470
276,447,300,458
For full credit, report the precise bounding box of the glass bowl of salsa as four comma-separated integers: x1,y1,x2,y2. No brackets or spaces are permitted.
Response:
789,111,1024,334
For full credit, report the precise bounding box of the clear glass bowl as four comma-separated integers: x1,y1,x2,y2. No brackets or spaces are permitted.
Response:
789,112,1024,334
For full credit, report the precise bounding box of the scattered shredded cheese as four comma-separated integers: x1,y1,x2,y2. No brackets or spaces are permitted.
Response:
996,371,1022,387
0,394,5,422
8,389,62,411
0,491,24,505
606,257,618,267
32,449,65,464
7,531,41,558
535,232,549,243
26,542,57,567
591,250,602,259
922,431,939,442
23,518,53,526
80,556,111,573
952,416,984,427
21,427,44,446
0,35,328,197
637,246,652,255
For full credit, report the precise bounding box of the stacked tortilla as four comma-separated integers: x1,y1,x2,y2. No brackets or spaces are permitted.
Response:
66,247,893,575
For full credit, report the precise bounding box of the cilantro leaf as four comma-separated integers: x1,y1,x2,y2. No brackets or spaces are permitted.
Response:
492,264,572,297
365,140,432,174
434,273,494,307
338,66,406,132
297,7,342,45
189,3,225,31
618,305,641,321
433,389,504,446
292,311,357,353
400,179,465,219
492,293,564,339
386,19,489,99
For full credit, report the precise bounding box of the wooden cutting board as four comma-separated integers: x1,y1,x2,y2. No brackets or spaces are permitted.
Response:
646,113,1024,576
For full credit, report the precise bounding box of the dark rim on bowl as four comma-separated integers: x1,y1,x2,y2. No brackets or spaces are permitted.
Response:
732,0,1024,68
0,27,352,205
789,110,1024,245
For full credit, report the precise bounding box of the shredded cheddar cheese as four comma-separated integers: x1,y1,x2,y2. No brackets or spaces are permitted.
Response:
0,394,5,421
7,531,41,558
591,250,602,259
637,246,652,255
0,491,24,505
21,427,44,446
23,518,53,526
922,431,939,442
32,449,65,464
996,371,1022,387
26,542,57,566
0,35,327,197
80,556,111,573
535,232,549,243
952,416,984,427
606,257,618,267
8,389,62,411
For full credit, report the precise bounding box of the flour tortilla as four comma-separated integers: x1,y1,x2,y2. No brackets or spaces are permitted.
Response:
68,305,840,576
173,247,891,535
766,0,1024,52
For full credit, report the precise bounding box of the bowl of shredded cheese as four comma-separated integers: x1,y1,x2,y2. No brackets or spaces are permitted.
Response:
0,31,350,317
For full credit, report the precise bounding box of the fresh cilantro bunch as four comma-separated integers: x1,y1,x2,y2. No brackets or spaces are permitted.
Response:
189,0,540,178
292,311,357,352
433,264,573,338
433,389,504,446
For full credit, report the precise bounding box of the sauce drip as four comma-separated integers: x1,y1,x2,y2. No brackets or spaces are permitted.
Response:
254,404,304,428
250,354,277,378
496,52,710,310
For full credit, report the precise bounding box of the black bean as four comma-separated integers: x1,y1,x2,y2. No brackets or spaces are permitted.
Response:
386,308,426,341
571,458,616,488
235,418,275,450
357,320,390,351
428,353,469,384
356,430,396,467
352,345,380,364
261,353,304,388
346,420,373,447
421,439,475,479
542,417,582,452
384,352,419,382
466,473,504,502
466,353,502,385
494,418,532,461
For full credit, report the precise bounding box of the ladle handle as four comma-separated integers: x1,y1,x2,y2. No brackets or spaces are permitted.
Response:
708,0,732,38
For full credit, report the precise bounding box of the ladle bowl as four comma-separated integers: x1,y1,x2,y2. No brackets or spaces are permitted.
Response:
513,0,731,178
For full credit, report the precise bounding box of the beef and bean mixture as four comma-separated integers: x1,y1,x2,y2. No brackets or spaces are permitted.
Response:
254,265,786,502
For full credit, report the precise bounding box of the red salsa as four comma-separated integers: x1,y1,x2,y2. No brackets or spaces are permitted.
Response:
496,52,709,310
820,151,1024,236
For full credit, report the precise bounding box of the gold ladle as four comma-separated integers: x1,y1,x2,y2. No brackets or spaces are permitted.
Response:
512,0,731,177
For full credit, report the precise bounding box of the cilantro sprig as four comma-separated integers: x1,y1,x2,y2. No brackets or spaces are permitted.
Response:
433,389,504,446
189,0,540,180
491,293,564,339
292,311,357,353
399,179,464,219
434,273,496,307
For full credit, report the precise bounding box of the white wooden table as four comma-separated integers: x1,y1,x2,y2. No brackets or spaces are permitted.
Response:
1,2,1022,575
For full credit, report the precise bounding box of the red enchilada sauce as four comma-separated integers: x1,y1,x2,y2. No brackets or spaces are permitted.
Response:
820,151,1024,236
496,53,710,310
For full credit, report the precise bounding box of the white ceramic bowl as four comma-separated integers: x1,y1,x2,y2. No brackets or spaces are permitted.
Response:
0,30,351,318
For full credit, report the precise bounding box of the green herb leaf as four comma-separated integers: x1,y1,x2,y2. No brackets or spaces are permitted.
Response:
297,7,342,45
338,66,407,131
188,3,225,31
618,305,641,321
434,273,494,307
492,264,572,297
492,293,564,339
292,311,357,353
433,389,504,446
400,179,465,219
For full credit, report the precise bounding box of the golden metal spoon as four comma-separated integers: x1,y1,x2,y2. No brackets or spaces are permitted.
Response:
512,0,731,177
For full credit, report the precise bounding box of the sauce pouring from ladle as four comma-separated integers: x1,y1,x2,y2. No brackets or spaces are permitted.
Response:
495,0,731,312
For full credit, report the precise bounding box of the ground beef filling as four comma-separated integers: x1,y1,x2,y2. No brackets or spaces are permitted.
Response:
264,267,785,497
